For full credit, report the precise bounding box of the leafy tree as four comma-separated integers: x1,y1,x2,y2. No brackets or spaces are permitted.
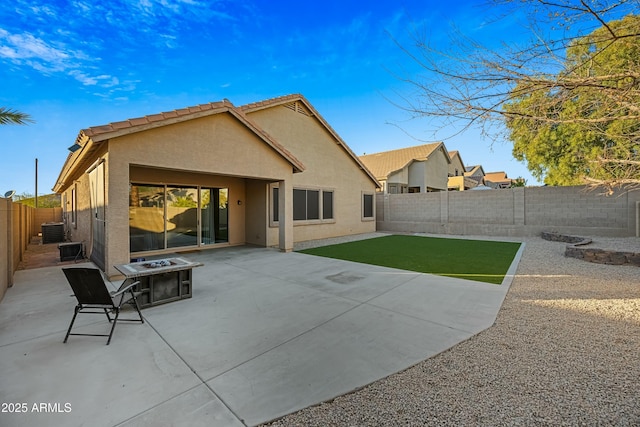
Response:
0,107,33,125
506,14,640,187
394,0,640,191
511,177,527,187
14,193,61,208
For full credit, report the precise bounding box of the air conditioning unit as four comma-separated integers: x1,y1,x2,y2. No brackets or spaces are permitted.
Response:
41,222,64,244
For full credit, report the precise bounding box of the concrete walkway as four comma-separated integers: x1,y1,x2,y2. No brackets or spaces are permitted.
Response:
0,240,524,427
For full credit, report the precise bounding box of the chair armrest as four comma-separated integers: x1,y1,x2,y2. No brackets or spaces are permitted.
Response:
112,280,140,297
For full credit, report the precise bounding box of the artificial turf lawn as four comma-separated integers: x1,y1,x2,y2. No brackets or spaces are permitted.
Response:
299,235,521,285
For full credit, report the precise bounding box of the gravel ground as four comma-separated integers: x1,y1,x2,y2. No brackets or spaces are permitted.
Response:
266,235,640,426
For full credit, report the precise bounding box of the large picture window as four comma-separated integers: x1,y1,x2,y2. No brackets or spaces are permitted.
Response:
271,186,334,224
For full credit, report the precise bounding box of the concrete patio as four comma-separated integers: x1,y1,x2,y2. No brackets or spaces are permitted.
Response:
0,239,524,427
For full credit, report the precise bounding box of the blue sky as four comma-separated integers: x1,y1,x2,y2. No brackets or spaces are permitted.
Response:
0,0,542,196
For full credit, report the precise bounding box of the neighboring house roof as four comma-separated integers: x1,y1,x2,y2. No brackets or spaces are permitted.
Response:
464,164,485,184
54,98,313,193
465,165,485,176
241,94,379,188
358,143,450,181
484,171,512,188
447,150,465,175
484,171,510,182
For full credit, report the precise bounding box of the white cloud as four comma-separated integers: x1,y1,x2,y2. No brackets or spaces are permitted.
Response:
68,70,98,85
0,26,133,95
69,71,123,88
0,29,79,72
0,31,67,61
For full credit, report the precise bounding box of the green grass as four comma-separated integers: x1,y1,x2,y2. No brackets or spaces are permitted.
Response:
299,235,521,285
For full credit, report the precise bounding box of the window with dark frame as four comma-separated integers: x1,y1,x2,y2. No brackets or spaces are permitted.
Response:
322,190,333,219
71,186,77,226
273,187,334,222
363,193,374,218
273,187,279,222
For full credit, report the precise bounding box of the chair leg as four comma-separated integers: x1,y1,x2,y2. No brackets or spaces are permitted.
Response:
129,290,144,324
64,306,81,343
104,308,113,322
106,308,120,345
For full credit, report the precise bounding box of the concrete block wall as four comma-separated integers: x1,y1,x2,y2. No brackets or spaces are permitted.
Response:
377,185,640,238
383,193,442,222
524,186,630,228
448,190,515,224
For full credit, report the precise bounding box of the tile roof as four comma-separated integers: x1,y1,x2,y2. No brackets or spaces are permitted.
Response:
82,100,233,139
359,143,445,180
240,93,305,113
56,94,381,191
74,100,307,174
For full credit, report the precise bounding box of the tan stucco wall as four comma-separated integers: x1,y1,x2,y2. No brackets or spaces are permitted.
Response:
245,179,269,246
408,161,425,189
76,113,295,276
448,175,465,191
59,105,376,274
448,154,465,177
60,157,100,264
423,149,450,191
388,168,409,185
246,105,377,244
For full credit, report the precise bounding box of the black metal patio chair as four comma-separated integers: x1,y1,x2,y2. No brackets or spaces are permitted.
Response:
62,267,144,345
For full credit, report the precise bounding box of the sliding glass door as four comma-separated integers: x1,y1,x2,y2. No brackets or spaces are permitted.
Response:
200,188,228,245
129,185,165,252
129,184,228,253
166,187,199,248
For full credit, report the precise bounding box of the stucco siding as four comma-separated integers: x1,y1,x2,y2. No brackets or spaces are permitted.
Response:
425,150,449,191
448,154,464,177
56,96,378,275
110,113,295,180
102,113,295,273
388,168,409,184
408,161,425,190
61,171,93,259
248,105,377,243
244,179,268,246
